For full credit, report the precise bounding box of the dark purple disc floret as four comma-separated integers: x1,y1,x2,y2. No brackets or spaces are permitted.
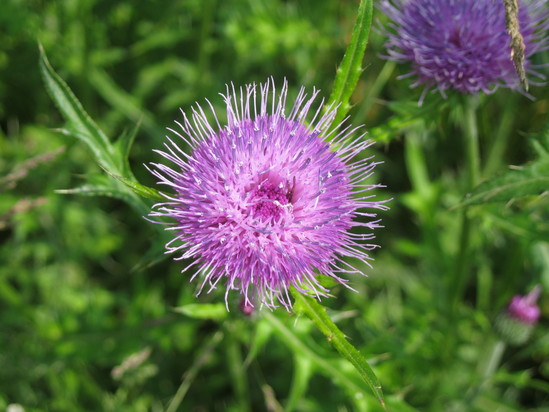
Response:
379,0,549,102
148,79,387,310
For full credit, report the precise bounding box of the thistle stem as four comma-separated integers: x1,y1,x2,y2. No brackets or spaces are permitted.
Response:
326,0,373,128
290,288,386,410
451,97,480,311
483,94,516,177
464,97,481,189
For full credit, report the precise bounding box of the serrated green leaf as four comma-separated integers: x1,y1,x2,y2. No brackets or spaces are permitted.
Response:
56,174,150,216
486,206,549,241
173,304,228,321
115,124,139,161
39,44,115,169
114,121,141,177
102,169,167,202
56,128,115,172
369,97,448,143
460,159,549,207
55,183,137,205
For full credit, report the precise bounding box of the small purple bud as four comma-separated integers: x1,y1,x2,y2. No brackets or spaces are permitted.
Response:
507,285,541,325
240,298,255,317
496,285,542,345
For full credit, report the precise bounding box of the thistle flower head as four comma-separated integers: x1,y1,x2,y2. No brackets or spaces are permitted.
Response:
507,285,541,325
148,79,387,310
496,285,542,345
379,0,549,102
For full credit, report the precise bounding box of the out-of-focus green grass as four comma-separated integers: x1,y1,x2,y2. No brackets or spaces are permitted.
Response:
1,0,549,411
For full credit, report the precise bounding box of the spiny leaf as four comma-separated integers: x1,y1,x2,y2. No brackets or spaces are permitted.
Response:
459,159,549,207
327,0,373,127
114,121,141,177
102,168,167,202
487,208,549,241
39,44,115,169
369,97,448,143
56,173,150,216
55,184,138,205
56,128,114,172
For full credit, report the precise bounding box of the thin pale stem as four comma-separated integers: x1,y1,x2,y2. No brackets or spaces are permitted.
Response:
225,327,251,412
166,331,224,412
465,337,506,406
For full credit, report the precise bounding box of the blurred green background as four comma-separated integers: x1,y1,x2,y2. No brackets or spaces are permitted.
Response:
1,0,549,411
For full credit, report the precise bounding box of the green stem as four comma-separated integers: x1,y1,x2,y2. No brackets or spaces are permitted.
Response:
405,130,431,200
483,94,517,177
464,97,481,189
451,97,480,311
327,0,373,128
263,312,369,412
451,212,472,309
404,130,445,309
290,288,386,410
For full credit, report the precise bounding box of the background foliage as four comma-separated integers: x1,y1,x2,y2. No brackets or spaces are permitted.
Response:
1,0,548,411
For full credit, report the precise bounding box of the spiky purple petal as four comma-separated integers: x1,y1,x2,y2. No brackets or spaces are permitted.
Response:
148,79,387,310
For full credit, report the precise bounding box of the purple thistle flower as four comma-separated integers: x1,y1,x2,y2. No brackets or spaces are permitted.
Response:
148,79,388,310
496,285,541,344
379,0,549,102
507,285,541,325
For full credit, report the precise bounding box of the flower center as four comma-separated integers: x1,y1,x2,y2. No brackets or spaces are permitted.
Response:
248,180,291,220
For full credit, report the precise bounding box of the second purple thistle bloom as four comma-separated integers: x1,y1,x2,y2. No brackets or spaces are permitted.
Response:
379,0,549,101
148,79,388,310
